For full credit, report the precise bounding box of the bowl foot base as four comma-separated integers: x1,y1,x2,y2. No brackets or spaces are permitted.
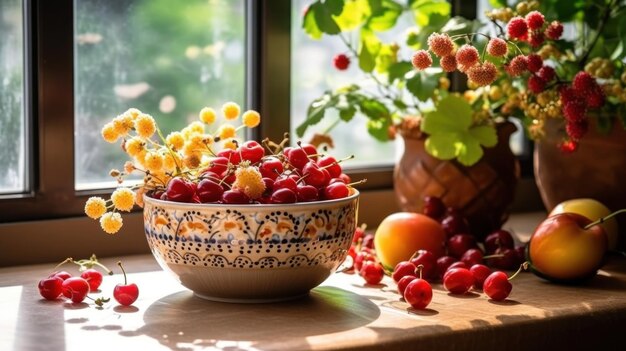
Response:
193,291,310,304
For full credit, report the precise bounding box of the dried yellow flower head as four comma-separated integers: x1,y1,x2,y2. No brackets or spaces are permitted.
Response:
111,187,136,212
242,110,261,128
134,113,156,139
166,132,185,150
84,197,107,219
100,212,123,234
222,102,240,120
101,123,119,143
199,107,217,124
232,164,265,199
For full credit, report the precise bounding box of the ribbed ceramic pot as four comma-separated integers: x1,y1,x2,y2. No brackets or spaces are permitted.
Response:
143,190,359,303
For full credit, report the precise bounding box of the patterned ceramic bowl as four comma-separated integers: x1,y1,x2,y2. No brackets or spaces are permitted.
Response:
143,190,359,303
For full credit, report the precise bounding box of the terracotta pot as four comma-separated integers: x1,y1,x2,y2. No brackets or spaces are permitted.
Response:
393,121,520,240
534,118,626,248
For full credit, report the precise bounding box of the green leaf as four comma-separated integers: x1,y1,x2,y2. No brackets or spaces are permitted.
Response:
367,0,402,31
311,2,341,35
339,105,357,121
388,61,413,83
411,0,451,28
333,0,364,31
296,93,338,137
375,44,396,73
366,118,391,141
488,0,506,8
468,125,498,147
456,134,484,166
425,133,458,160
440,17,482,37
422,95,472,134
358,28,381,72
325,0,344,15
357,96,390,120
303,3,323,39
406,70,442,102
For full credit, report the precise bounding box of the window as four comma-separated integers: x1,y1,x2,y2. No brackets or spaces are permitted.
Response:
0,0,26,194
74,0,246,189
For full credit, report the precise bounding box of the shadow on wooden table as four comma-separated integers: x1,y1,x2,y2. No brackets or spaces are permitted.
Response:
122,286,380,350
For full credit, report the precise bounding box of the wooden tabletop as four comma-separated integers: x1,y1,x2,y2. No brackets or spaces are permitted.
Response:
1,212,626,351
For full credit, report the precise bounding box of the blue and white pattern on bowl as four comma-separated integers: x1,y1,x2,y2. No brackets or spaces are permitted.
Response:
143,191,359,302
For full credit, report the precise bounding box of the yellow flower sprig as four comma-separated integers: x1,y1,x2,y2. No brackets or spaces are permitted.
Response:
87,102,262,234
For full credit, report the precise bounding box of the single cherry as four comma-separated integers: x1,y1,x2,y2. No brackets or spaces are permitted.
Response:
483,263,527,301
239,140,264,163
270,188,297,204
273,176,298,193
113,261,139,306
443,267,474,295
460,248,484,267
50,271,72,281
360,261,385,285
409,250,437,281
166,177,195,203
317,156,342,178
441,212,470,238
484,229,515,254
487,247,518,270
422,196,446,219
403,265,433,310
435,256,457,280
447,234,478,258
259,157,284,180
196,179,224,203
469,264,492,290
222,189,250,204
392,261,417,283
354,250,376,272
323,182,350,200
286,148,309,169
38,276,64,300
80,269,103,291
62,277,90,303
397,275,417,296
296,184,319,202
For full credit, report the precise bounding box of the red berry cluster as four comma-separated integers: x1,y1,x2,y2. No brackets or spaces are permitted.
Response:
37,257,138,307
343,225,386,285
557,71,605,151
507,11,563,47
152,140,358,205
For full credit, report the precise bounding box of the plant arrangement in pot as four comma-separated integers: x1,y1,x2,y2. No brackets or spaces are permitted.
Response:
83,102,364,302
297,0,626,238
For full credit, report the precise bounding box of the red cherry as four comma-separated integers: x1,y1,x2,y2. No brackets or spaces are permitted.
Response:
469,264,492,290
286,148,309,169
62,277,90,303
353,225,366,244
339,173,351,184
222,189,250,204
484,229,515,254
239,140,265,163
483,271,512,301
333,54,350,70
441,213,470,238
443,267,474,294
80,269,103,291
113,261,139,306
323,182,350,200
270,188,297,204
403,278,433,309
301,144,318,161
513,244,527,266
397,275,417,296
488,247,518,270
219,171,236,186
273,176,298,192
38,277,64,300
460,248,484,267
49,271,72,281
302,161,329,187
447,234,478,258
354,251,376,272
296,184,319,202
409,250,437,281
360,261,384,285
206,156,229,174
392,261,417,283
166,177,195,203
447,261,468,271
422,196,446,219
317,156,342,178
361,234,375,250
436,256,457,280
217,148,241,165
259,157,284,180
196,179,224,203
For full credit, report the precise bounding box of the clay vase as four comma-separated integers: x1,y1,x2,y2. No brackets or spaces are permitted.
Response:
393,121,520,240
534,118,626,248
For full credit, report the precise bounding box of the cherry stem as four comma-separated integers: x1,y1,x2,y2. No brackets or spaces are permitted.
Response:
346,179,367,187
583,209,626,230
508,262,529,281
53,257,74,271
409,251,419,260
483,254,505,260
416,264,424,280
117,261,128,285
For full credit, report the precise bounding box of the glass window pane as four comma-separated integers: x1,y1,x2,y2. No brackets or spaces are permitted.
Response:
74,0,246,189
0,0,26,194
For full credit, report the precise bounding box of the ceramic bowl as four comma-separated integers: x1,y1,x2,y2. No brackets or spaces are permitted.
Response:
143,190,359,303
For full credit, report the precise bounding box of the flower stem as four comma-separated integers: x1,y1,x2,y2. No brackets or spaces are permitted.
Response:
579,0,615,69
584,209,626,230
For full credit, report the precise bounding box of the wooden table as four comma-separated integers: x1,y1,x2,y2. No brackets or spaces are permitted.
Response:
1,213,626,351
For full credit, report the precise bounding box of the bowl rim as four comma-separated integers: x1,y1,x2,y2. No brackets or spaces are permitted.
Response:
143,189,360,211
